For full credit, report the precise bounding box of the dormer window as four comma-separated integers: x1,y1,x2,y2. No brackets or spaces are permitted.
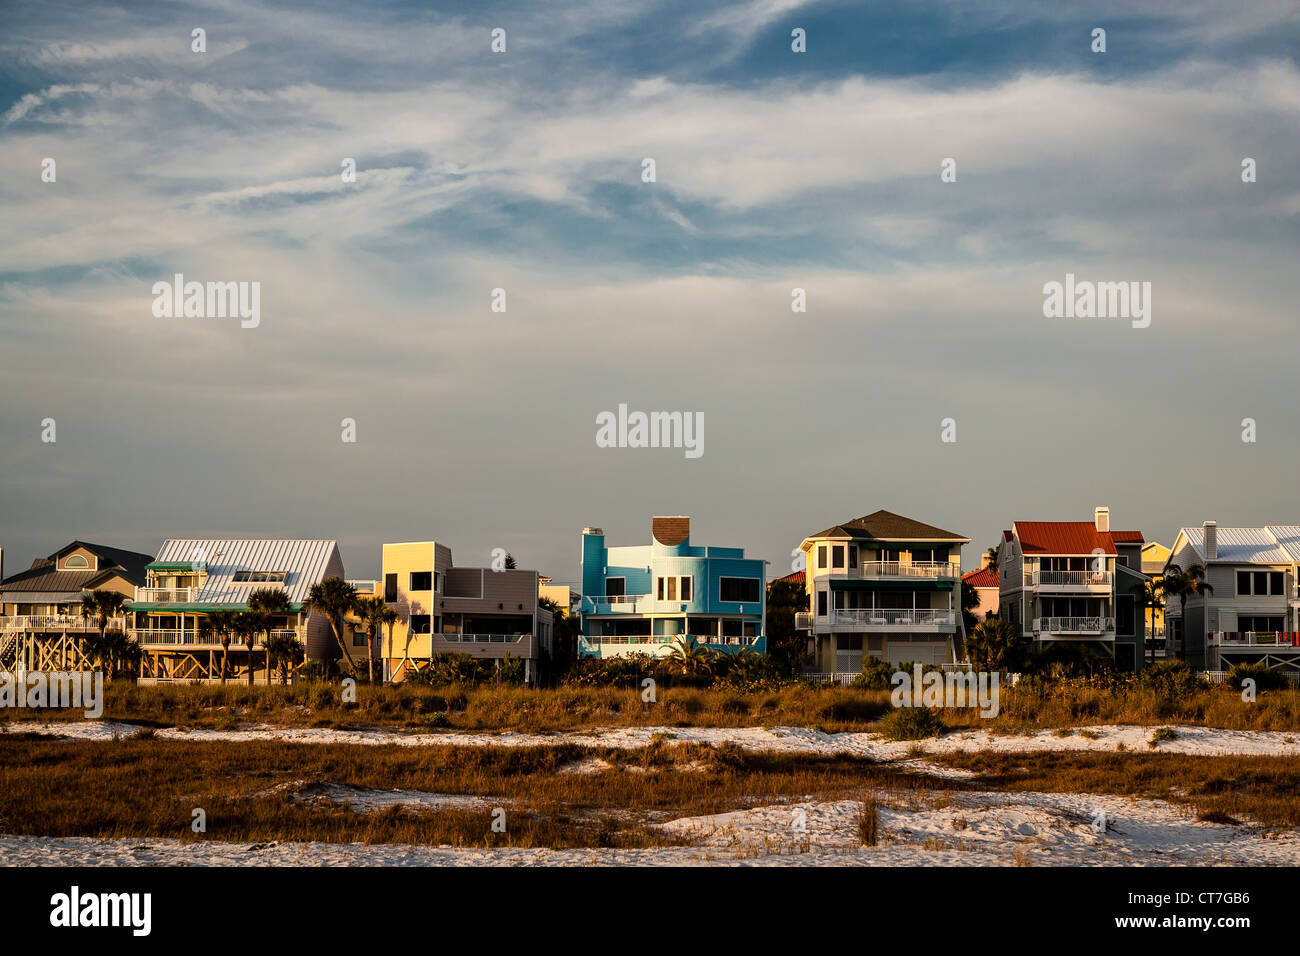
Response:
64,554,89,569
232,571,286,583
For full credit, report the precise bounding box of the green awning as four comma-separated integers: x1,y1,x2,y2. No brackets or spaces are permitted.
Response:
145,562,200,572
829,579,952,591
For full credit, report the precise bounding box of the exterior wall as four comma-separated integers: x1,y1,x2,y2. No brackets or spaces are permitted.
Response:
969,587,999,621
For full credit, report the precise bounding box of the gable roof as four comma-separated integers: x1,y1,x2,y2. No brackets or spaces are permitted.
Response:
1177,526,1300,564
1,541,154,594
805,510,968,544
962,566,998,589
1010,522,1144,556
147,539,342,606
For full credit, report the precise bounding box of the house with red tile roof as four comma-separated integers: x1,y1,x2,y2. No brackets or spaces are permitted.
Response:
962,556,999,623
998,506,1148,671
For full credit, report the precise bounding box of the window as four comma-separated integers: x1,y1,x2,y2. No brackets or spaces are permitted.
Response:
817,591,827,616
409,614,431,634
384,574,397,602
818,546,827,569
64,554,89,569
352,626,368,647
1237,571,1284,596
605,577,625,598
1116,596,1135,637
1238,615,1284,633
848,545,858,568
719,577,760,603
410,571,432,591
232,570,286,583
656,576,692,602
832,546,844,569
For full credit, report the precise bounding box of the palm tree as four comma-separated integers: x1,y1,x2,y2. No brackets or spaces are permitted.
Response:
661,635,715,676
265,631,304,685
1131,578,1164,664
504,553,517,570
965,618,1020,671
247,588,291,686
1162,564,1214,661
303,578,359,677
84,628,140,681
205,609,239,684
80,590,127,670
231,613,260,684
352,596,397,684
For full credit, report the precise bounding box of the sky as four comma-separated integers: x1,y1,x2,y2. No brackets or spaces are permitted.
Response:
1,0,1298,585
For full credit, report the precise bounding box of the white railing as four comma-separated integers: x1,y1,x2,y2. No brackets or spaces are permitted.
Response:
436,633,530,644
815,561,960,579
582,634,761,647
131,627,301,647
1028,570,1113,588
802,672,859,686
1209,631,1299,647
585,595,649,613
1033,616,1115,634
794,612,813,629
0,615,121,632
831,608,955,627
134,587,196,603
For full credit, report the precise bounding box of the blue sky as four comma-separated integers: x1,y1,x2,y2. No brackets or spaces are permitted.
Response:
1,0,1298,582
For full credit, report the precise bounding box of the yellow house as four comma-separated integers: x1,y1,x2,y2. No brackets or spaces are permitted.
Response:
380,542,552,684
1141,541,1170,645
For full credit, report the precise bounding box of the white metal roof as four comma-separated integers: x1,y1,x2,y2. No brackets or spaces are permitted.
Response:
151,539,342,605
1180,526,1299,564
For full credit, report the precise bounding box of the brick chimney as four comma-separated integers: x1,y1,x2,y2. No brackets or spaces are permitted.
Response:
1094,506,1110,533
1203,520,1217,560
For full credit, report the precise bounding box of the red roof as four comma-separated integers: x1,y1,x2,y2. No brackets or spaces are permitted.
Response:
962,566,998,588
1012,521,1143,555
775,569,805,585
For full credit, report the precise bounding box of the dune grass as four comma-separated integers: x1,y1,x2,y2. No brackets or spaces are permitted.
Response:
5,679,1299,735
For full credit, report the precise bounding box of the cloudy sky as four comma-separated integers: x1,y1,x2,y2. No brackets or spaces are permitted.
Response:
1,0,1298,584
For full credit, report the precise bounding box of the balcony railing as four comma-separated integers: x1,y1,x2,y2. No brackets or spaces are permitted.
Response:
436,633,530,644
1033,616,1115,635
131,627,301,647
795,611,813,629
1209,631,1300,648
134,587,197,603
832,608,955,628
585,595,649,613
814,561,960,580
0,615,121,632
1027,570,1113,588
582,634,761,647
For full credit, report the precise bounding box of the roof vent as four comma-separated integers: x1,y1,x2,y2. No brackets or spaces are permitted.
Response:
1203,520,1217,561
1094,506,1110,533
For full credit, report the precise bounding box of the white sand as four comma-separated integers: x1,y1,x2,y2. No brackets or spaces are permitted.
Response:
7,719,1300,758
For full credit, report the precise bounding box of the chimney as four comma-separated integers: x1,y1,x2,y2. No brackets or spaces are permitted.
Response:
1094,506,1110,533
980,552,993,569
1203,520,1217,561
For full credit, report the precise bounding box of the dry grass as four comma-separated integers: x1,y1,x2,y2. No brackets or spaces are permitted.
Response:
931,751,1300,828
0,735,938,848
3,679,1298,735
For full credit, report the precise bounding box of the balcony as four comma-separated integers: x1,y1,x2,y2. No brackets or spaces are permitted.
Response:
828,608,956,631
1209,631,1300,649
812,561,960,581
1026,570,1113,591
0,615,119,633
584,594,650,614
131,627,302,647
134,587,198,603
429,632,534,658
1032,616,1115,637
795,611,813,630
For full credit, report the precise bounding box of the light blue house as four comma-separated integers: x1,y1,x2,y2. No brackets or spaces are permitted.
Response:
579,516,767,659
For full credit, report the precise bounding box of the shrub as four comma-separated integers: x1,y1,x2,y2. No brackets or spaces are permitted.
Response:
1226,662,1290,692
852,655,894,691
1138,660,1199,698
878,705,945,741
297,660,326,683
